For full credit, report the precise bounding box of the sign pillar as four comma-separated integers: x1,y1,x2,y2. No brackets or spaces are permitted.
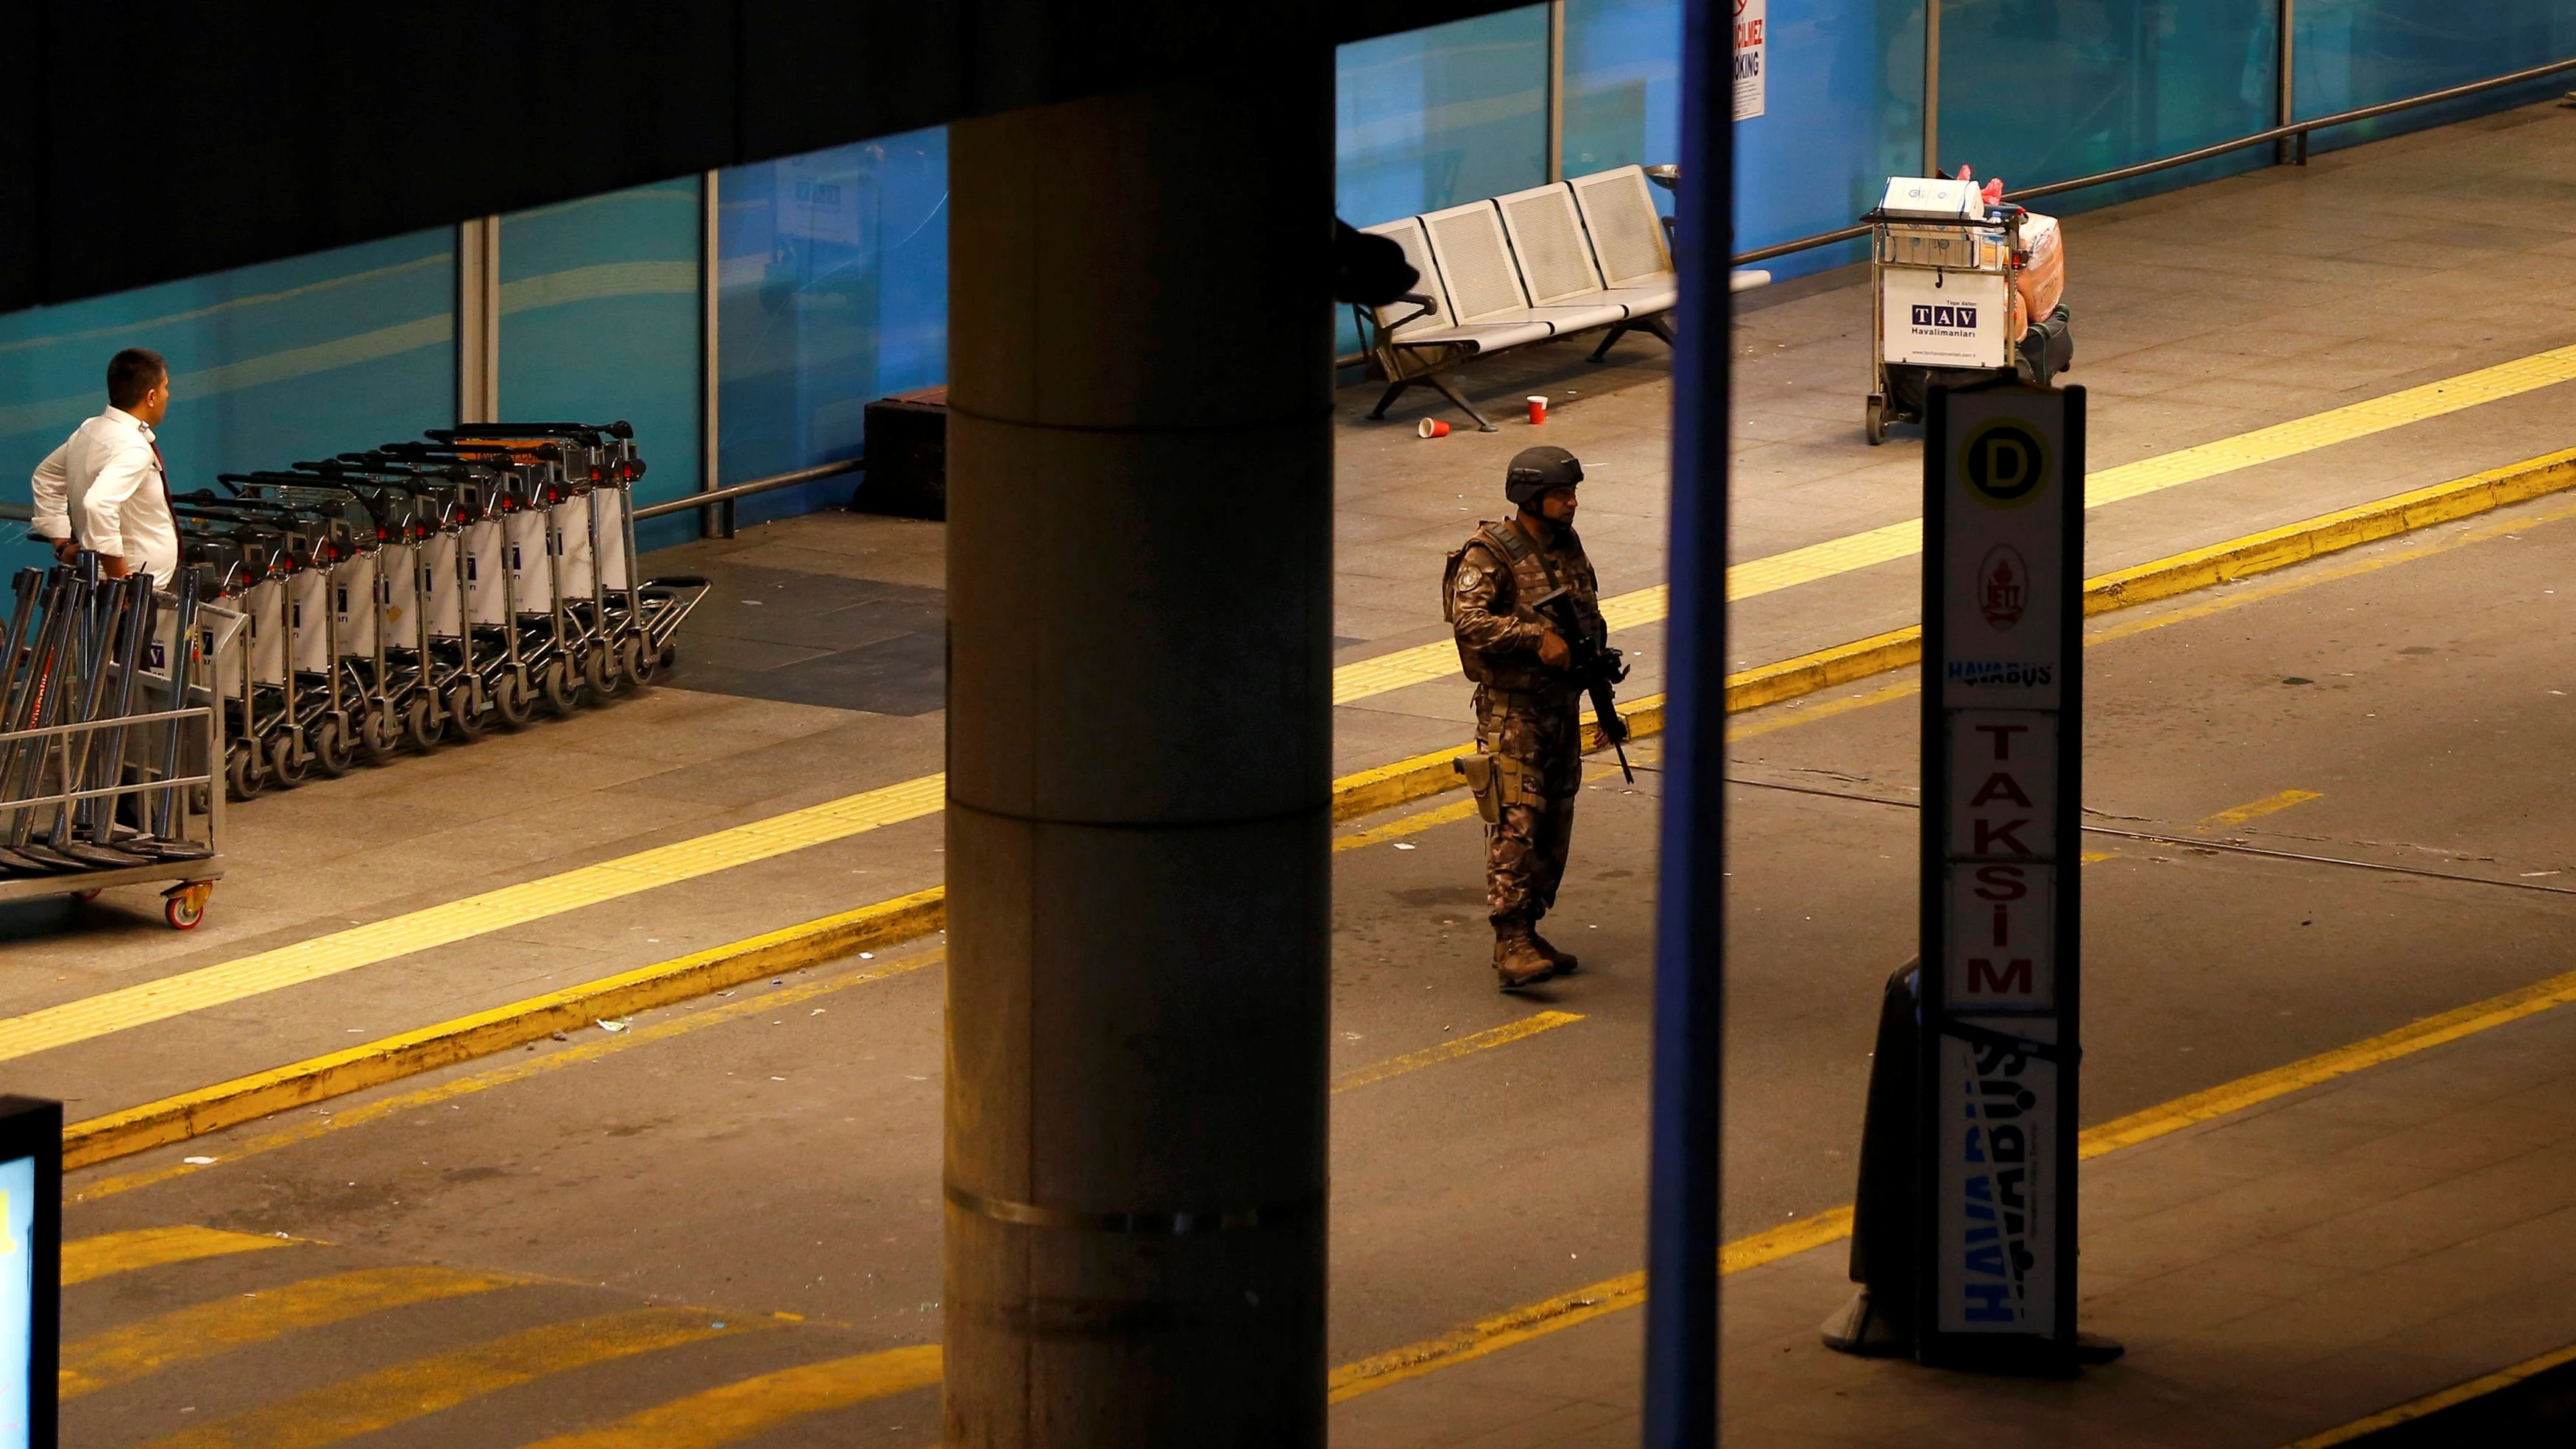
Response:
1917,383,2083,1374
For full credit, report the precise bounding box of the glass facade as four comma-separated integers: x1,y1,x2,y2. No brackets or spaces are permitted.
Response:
1337,6,1553,227
1939,0,2280,213
1733,0,1928,277
715,127,949,529
6,4,2569,560
500,179,705,553
1562,0,1685,178
0,230,456,576
2297,1,2576,151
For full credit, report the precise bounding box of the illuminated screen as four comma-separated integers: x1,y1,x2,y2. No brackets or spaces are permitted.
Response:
0,1154,29,1449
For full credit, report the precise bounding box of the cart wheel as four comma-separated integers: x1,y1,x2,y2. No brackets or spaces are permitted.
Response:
541,659,581,718
618,635,651,690
267,733,310,788
1864,397,1887,447
492,672,534,729
402,698,442,754
358,706,400,765
445,685,488,742
585,644,620,699
225,740,265,801
163,885,209,930
311,718,354,778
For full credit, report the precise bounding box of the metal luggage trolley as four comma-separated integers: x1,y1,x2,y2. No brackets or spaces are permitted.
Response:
1863,175,2075,445
0,556,236,929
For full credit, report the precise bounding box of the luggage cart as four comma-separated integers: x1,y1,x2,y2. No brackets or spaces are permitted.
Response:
163,419,707,801
1863,174,2076,445
0,559,235,928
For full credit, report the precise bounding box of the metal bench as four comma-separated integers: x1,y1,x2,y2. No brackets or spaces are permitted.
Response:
1357,163,1679,433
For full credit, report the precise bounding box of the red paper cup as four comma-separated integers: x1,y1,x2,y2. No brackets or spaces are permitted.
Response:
1526,394,1549,425
1418,417,1451,438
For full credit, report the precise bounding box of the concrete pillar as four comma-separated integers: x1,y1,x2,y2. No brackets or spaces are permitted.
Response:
941,54,1334,1448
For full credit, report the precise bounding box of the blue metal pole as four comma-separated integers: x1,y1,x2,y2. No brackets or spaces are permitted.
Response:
1642,0,1732,1443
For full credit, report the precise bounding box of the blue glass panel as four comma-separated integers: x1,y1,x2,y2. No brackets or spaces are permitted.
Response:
1337,6,1551,227
715,127,949,529
1730,0,1928,280
500,179,704,553
0,230,454,576
1939,0,2280,216
2297,1,2576,151
1337,7,1550,355
1562,0,1682,177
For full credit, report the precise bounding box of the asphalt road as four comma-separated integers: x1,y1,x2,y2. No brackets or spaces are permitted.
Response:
56,484,2576,1447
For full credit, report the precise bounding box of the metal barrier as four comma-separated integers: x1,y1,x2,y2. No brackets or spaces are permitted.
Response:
634,458,863,539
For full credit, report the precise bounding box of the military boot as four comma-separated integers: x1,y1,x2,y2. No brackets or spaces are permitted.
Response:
1529,921,1579,975
1493,919,1557,991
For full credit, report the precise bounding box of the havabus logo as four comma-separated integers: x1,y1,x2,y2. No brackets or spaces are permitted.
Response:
1913,302,1978,328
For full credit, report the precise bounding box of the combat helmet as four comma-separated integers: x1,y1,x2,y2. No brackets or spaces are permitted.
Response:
1505,446,1583,509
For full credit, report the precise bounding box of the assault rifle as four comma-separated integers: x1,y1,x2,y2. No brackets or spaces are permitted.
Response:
1532,587,1632,782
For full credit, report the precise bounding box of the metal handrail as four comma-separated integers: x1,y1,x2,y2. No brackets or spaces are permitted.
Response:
1734,51,2576,268
633,458,863,520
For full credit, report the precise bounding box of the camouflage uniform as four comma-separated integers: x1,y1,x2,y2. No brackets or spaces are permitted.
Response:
1448,517,1607,948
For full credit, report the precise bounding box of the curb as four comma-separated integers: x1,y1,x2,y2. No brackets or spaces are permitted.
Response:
63,889,946,1171
66,445,2576,1171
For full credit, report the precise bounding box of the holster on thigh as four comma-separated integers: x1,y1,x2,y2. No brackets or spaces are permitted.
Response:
1454,754,1502,824
1457,751,1546,826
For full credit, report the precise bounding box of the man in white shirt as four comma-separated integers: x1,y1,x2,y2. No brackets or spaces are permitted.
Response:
30,347,181,582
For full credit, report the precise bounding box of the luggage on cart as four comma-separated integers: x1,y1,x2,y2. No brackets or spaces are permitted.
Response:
1863,172,2076,445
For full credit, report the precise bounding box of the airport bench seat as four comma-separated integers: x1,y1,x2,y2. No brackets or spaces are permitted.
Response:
1357,163,1677,432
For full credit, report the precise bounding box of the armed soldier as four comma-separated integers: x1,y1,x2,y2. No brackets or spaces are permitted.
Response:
1445,445,1622,991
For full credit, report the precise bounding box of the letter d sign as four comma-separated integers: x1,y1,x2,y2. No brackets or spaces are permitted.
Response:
1963,420,2047,507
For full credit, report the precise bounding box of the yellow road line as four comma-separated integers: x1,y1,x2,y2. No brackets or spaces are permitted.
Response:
74,954,946,1202
1331,1013,1584,1094
2201,789,2323,828
1332,954,2576,1403
61,1265,522,1400
135,1307,751,1449
0,774,947,1069
1336,798,1481,851
2077,961,2576,1161
1327,1269,1643,1403
1331,348,2576,704
63,1226,291,1286
517,1345,944,1449
2282,1339,2576,1448
1326,1207,1853,1403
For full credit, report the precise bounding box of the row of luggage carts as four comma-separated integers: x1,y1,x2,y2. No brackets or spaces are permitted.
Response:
185,421,708,800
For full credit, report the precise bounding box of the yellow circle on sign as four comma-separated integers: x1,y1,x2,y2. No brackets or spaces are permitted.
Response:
1959,419,2050,509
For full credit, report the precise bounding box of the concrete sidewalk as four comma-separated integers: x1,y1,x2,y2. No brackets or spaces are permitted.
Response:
1326,979,2576,1448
